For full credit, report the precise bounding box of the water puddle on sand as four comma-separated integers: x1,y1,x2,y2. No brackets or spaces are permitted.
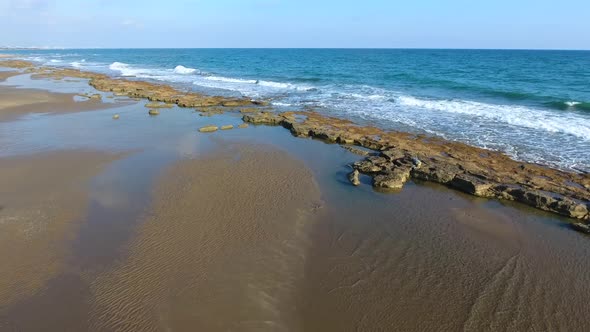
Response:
0,78,589,331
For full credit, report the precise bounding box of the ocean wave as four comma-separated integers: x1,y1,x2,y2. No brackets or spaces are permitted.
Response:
198,75,315,92
49,59,62,63
108,61,165,78
173,65,198,75
396,96,590,140
544,100,590,111
204,76,257,84
70,59,86,68
109,62,137,76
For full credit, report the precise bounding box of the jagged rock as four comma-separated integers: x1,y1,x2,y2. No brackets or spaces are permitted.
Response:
450,173,494,197
221,125,234,130
238,123,249,129
112,114,120,120
199,125,218,133
348,169,361,186
145,102,173,108
342,145,372,156
222,99,252,107
495,186,589,219
312,129,339,142
411,162,461,184
381,149,406,161
354,156,389,173
148,109,160,116
571,223,590,234
289,123,312,137
373,167,412,190
242,112,284,125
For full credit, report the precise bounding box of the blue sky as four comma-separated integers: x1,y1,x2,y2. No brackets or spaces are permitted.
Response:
1,0,589,49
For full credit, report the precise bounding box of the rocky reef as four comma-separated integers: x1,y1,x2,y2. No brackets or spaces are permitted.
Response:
6,60,261,109
242,111,590,221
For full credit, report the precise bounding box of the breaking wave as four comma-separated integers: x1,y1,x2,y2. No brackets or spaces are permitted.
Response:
173,65,198,75
396,96,590,140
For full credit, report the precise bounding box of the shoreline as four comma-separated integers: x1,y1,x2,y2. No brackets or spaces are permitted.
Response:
1,58,588,223
1,66,590,330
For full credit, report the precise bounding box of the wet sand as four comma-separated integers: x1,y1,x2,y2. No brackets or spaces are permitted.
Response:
0,151,124,314
0,70,589,331
0,77,125,122
88,144,322,331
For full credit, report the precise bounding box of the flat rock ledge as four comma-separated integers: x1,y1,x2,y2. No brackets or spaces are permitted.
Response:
199,125,219,133
243,111,590,222
1,60,265,111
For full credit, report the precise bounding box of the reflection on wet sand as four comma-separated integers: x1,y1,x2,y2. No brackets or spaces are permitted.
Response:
88,144,322,331
0,76,128,122
0,151,123,321
299,183,590,331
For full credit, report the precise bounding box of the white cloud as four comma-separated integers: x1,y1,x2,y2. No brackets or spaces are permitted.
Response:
121,19,144,29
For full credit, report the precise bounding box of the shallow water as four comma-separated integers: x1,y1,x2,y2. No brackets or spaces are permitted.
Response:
6,49,590,172
0,76,589,331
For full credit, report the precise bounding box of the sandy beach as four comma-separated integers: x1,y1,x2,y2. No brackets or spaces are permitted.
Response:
0,60,589,331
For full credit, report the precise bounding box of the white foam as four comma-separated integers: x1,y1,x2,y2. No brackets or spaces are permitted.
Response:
272,102,293,107
196,75,315,93
204,76,257,84
396,96,590,140
49,59,62,63
565,101,581,107
109,62,131,73
70,60,86,68
108,61,159,77
173,65,198,75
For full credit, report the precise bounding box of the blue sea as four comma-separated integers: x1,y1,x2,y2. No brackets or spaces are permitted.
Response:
9,49,590,172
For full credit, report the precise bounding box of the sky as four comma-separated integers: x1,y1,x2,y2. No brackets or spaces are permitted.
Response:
0,0,589,49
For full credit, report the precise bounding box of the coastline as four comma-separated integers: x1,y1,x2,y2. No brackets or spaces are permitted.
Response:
1,57,586,223
1,66,590,330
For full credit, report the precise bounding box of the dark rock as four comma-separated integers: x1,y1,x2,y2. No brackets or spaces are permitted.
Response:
571,222,590,234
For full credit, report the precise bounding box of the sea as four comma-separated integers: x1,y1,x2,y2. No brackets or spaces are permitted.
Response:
9,48,590,172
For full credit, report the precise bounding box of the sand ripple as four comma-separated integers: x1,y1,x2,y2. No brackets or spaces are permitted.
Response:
88,144,322,331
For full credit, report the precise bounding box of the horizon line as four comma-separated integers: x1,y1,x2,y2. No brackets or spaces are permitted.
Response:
2,47,590,51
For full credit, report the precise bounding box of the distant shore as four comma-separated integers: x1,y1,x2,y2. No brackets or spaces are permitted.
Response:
1,56,588,224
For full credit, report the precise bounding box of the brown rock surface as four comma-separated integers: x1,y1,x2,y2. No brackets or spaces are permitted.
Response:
242,110,590,221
